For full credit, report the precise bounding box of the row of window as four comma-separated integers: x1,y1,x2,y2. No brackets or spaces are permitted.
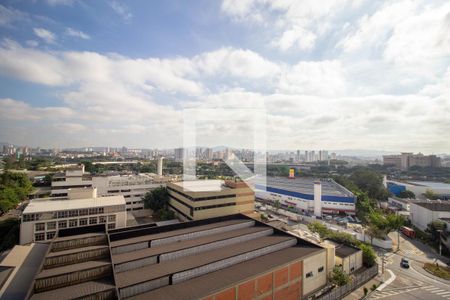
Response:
34,215,116,232
34,223,116,241
305,266,324,278
23,205,124,222
167,187,236,202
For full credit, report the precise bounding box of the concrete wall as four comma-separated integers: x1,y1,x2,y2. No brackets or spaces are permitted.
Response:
303,250,327,296
410,203,450,231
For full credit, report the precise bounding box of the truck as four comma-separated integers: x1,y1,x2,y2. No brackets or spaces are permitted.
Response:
400,226,416,238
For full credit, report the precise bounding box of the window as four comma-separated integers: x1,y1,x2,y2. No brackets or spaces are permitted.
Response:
47,222,56,230
318,266,324,273
58,220,67,229
57,211,68,219
35,233,45,241
107,223,116,230
79,209,88,216
98,207,104,214
108,215,116,222
35,223,45,231
99,216,107,223
69,210,78,217
306,271,313,278
46,231,56,240
69,219,78,227
89,208,98,215
79,218,88,226
89,217,98,225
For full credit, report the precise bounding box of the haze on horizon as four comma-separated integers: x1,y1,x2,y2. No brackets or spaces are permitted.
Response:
0,0,449,153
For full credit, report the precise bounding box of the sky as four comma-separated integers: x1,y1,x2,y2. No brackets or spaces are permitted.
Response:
0,0,449,153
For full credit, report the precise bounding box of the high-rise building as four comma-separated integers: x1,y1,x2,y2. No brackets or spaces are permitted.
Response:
174,148,184,162
319,150,328,161
383,153,441,169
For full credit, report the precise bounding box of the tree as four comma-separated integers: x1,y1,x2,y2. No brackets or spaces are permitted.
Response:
330,265,351,286
142,186,169,211
365,224,385,245
424,189,439,200
386,213,405,251
349,168,389,201
307,221,329,239
274,200,280,213
398,190,415,199
359,243,377,267
426,220,447,241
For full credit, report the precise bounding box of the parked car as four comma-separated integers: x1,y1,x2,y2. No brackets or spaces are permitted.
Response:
400,258,410,268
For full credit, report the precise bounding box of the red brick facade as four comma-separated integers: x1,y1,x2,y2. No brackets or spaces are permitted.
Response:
202,260,303,300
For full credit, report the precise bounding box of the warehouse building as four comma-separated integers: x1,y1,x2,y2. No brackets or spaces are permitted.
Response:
409,201,450,231
7,214,329,299
167,179,255,221
255,177,356,216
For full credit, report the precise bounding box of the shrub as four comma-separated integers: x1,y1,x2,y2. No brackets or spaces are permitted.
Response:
363,287,368,296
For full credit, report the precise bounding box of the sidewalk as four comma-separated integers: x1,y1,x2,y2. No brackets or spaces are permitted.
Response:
342,273,385,300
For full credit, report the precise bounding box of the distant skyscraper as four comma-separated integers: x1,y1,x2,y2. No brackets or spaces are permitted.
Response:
304,150,309,162
174,148,184,162
319,150,328,161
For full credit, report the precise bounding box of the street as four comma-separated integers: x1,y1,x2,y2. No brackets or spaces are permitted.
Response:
368,233,450,300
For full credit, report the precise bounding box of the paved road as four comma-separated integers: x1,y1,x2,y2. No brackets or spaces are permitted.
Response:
369,234,450,300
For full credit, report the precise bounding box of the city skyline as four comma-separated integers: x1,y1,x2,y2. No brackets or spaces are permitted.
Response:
1,1,450,152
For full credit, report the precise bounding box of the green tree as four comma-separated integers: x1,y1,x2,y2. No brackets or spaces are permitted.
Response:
426,220,447,241
274,200,280,213
386,213,405,251
142,186,169,211
424,189,439,200
330,265,351,286
359,243,377,267
349,168,389,200
365,223,385,245
307,221,329,239
397,190,415,199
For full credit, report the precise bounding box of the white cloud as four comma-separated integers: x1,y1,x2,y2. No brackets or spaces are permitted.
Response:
33,27,56,44
0,98,74,120
0,4,27,26
110,1,132,22
65,27,90,40
273,26,317,51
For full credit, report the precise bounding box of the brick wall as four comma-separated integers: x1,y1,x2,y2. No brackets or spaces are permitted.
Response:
202,260,303,300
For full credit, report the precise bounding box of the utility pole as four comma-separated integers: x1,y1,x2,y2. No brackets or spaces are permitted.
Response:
381,254,385,274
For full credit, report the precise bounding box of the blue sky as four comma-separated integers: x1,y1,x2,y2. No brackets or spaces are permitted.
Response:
0,0,449,152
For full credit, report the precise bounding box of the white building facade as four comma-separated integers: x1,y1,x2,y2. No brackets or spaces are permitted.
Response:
409,202,450,231
20,195,127,244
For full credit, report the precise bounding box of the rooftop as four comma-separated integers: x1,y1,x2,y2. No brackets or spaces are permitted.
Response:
23,195,126,214
22,214,324,300
170,180,230,192
254,176,354,198
413,201,450,211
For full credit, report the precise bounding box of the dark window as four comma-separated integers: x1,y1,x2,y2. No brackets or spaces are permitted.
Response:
306,271,313,278
318,266,324,273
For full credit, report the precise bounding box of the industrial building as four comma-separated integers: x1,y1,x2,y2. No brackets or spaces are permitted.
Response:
254,177,356,216
51,164,173,211
3,214,330,299
387,179,450,200
167,179,255,221
409,201,450,231
20,190,127,244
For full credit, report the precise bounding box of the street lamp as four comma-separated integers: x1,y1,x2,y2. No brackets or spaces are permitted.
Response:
437,229,442,256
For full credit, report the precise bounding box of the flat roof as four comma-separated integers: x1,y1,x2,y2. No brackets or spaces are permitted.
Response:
115,235,295,288
110,219,251,248
23,195,126,214
128,246,322,300
413,201,450,211
170,180,229,192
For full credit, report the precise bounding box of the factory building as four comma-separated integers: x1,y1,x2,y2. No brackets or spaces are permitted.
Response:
254,177,356,216
4,214,329,300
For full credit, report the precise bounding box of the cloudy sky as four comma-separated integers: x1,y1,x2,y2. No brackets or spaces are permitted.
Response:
0,0,449,153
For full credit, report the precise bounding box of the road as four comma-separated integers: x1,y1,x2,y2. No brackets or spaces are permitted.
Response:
368,234,450,300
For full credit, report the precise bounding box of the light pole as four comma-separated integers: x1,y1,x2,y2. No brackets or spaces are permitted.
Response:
437,230,442,256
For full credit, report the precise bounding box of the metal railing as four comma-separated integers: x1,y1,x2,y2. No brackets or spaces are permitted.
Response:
316,265,379,300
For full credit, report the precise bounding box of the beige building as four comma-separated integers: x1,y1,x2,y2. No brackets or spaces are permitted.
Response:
324,240,363,274
383,153,441,169
20,190,127,244
167,179,255,221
